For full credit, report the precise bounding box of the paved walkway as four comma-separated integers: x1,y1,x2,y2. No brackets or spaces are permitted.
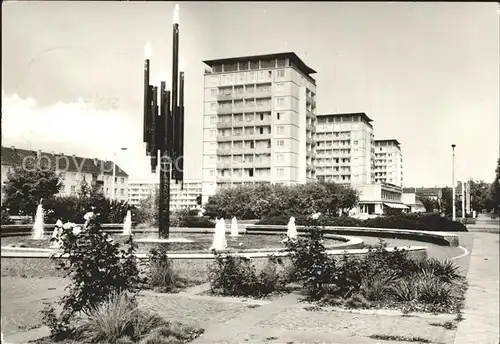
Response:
454,215,499,344
1,223,495,344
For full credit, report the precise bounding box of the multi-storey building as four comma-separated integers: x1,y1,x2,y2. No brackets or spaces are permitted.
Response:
1,146,128,202
201,52,317,204
354,183,407,215
374,139,404,187
128,179,203,210
315,113,375,186
402,187,442,202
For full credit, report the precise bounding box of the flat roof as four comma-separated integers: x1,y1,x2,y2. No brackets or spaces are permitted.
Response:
317,112,373,123
203,52,317,76
375,139,401,145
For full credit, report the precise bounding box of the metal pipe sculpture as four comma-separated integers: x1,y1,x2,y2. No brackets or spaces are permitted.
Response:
142,4,184,238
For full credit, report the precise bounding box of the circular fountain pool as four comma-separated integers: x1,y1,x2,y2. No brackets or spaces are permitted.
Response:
0,232,348,254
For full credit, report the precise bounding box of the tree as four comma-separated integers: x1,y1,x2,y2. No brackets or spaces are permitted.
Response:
440,187,460,215
468,179,492,212
77,180,104,200
420,196,438,213
491,158,500,214
3,160,61,217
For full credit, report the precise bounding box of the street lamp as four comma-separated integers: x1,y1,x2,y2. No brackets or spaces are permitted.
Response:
451,144,456,221
112,147,128,200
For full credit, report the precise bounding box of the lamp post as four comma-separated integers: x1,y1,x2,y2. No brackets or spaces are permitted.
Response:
143,4,185,239
461,180,466,220
452,144,456,221
111,147,128,200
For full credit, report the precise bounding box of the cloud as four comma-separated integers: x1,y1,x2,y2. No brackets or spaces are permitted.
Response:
1,91,152,178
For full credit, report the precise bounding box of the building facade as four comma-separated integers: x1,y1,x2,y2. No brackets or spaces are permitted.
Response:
402,192,426,213
402,187,442,202
1,146,129,202
201,52,317,204
128,179,202,210
315,113,375,186
353,182,407,215
374,139,404,187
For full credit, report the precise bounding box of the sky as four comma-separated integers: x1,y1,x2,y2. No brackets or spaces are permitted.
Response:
2,1,499,187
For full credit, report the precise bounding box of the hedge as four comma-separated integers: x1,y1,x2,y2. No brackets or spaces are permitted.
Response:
256,213,468,232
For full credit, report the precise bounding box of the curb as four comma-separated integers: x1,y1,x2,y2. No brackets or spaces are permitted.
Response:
246,225,460,247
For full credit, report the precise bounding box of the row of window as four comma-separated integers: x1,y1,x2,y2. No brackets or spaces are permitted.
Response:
210,112,291,124
215,167,292,178
219,125,291,137
59,172,126,184
213,69,287,84
60,185,126,196
210,97,289,110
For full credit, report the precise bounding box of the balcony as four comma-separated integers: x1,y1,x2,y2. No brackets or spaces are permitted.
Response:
217,108,233,115
306,150,316,158
232,93,245,100
254,91,272,99
216,148,232,155
254,160,271,168
217,175,232,182
306,137,316,145
216,162,231,169
217,94,233,101
239,147,271,154
243,175,271,182
306,124,315,132
217,121,233,129
216,135,232,142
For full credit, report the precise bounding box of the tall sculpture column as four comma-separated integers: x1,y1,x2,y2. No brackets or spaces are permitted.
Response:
143,4,184,239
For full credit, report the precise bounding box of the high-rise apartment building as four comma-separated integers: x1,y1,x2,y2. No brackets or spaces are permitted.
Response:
128,179,202,210
201,52,317,204
374,139,404,186
315,113,375,186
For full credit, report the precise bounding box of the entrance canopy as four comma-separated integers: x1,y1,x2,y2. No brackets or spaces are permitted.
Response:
383,202,408,209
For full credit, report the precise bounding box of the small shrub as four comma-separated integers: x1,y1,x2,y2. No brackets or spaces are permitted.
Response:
76,291,201,344
391,278,418,302
284,226,335,299
148,248,190,292
418,258,461,283
417,274,453,306
360,273,398,301
77,292,143,343
42,215,142,337
1,208,13,225
344,293,371,309
208,253,283,297
258,262,283,293
181,216,214,228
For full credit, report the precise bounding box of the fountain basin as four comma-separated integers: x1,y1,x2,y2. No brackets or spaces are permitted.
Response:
0,232,353,254
135,238,194,243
